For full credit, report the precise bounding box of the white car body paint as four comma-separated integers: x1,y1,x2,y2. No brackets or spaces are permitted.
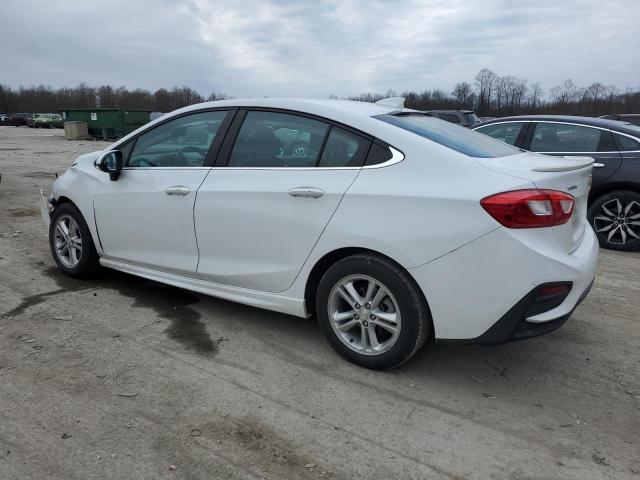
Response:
47,98,599,340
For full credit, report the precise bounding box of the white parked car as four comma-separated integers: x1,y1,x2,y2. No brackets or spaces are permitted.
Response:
41,98,598,369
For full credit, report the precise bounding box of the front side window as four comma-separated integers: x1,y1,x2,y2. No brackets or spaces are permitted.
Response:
375,114,520,158
318,127,369,167
127,111,228,167
228,111,329,167
530,123,603,153
475,122,525,146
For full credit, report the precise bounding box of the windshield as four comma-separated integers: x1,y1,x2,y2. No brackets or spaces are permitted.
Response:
375,114,521,158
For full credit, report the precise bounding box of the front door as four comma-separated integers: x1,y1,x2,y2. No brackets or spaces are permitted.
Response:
93,110,231,276
195,109,371,292
525,121,622,189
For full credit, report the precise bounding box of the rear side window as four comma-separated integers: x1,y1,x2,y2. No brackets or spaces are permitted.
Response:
614,133,640,151
530,123,602,153
475,122,525,146
229,111,328,167
318,127,369,168
375,114,520,158
438,113,460,124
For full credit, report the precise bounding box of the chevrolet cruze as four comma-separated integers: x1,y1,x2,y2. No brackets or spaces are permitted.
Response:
41,98,598,369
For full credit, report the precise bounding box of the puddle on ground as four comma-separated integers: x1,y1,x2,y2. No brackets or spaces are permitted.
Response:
42,266,219,356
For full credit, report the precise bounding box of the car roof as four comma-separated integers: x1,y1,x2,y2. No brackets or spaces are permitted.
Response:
173,98,419,119
474,114,640,137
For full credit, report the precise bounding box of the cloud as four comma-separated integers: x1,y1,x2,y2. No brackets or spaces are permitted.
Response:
1,0,638,98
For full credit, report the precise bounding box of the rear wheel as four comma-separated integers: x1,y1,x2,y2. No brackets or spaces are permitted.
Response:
316,253,430,369
49,203,100,277
588,190,640,251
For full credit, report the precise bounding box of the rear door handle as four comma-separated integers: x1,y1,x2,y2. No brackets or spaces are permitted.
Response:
288,187,325,198
165,185,191,196
593,163,605,168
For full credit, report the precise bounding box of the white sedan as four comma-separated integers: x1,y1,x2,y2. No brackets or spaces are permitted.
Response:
42,98,598,369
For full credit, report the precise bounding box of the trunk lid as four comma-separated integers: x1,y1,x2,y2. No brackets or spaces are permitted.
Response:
477,152,594,253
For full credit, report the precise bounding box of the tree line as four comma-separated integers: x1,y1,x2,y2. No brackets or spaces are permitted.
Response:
1,68,639,117
0,84,229,114
347,69,640,117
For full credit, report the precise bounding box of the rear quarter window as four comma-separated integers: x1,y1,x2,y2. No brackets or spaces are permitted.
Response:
375,114,520,158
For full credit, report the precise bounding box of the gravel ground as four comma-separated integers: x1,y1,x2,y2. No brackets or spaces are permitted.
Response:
0,126,639,480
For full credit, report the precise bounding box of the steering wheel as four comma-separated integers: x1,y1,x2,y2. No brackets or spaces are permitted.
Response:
177,146,206,166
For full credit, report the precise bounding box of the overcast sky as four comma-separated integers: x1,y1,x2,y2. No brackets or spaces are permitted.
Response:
2,0,639,98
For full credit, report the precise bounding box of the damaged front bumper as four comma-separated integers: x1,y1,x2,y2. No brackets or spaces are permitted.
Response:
40,190,54,230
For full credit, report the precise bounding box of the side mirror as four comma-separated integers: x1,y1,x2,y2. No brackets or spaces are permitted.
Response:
96,150,123,181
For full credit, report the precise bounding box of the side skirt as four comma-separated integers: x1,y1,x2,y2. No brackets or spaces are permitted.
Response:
99,257,306,317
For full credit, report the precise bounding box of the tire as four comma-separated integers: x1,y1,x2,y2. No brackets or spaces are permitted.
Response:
315,253,430,369
588,190,640,252
49,203,100,277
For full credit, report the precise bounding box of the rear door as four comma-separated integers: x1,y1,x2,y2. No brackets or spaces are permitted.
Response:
194,109,371,292
524,121,622,188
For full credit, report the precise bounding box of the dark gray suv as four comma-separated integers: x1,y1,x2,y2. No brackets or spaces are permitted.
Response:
473,115,640,252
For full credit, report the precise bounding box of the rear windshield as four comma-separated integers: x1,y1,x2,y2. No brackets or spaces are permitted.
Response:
375,114,520,158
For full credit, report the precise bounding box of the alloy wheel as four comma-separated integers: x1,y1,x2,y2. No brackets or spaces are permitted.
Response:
53,214,83,268
593,199,640,245
327,275,401,356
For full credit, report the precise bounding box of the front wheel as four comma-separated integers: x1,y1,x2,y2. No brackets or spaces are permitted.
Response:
316,253,430,369
588,190,640,252
49,203,100,277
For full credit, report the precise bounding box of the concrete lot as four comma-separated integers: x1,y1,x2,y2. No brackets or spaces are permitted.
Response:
0,126,638,480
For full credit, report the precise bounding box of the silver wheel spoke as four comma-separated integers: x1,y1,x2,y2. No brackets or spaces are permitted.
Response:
360,324,368,349
337,319,359,332
628,213,640,220
331,310,355,322
370,285,388,309
372,310,397,324
602,204,616,217
625,225,639,239
367,325,380,349
607,226,620,242
615,199,623,215
56,222,69,238
364,281,376,303
343,281,363,306
370,319,398,334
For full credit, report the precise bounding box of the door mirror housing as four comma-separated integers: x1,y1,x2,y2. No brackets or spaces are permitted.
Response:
96,150,123,181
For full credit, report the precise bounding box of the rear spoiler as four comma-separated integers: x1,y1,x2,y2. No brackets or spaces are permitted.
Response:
531,156,594,172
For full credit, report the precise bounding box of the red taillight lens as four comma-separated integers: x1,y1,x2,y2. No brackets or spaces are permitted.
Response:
480,189,575,228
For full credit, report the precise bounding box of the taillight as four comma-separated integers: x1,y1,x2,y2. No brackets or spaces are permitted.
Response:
480,189,575,228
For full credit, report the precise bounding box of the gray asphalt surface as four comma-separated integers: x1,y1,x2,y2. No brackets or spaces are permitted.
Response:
1,126,639,479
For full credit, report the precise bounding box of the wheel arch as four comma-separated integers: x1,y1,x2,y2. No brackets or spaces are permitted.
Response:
589,182,640,203
303,247,434,339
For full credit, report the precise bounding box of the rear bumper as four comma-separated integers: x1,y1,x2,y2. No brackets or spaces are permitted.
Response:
461,277,593,344
409,225,599,341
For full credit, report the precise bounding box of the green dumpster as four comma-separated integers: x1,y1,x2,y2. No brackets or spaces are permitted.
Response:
59,108,150,140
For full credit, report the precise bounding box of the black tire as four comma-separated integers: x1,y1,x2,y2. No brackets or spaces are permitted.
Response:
588,190,640,252
49,202,100,277
315,253,430,369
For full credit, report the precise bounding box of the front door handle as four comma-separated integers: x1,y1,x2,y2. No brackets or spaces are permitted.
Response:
593,163,605,168
165,185,191,196
288,187,325,198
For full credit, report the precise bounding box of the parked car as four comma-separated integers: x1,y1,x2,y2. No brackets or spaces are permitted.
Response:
29,113,64,128
473,115,640,251
599,114,640,126
41,99,597,369
0,114,8,125
7,113,36,127
426,110,480,127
